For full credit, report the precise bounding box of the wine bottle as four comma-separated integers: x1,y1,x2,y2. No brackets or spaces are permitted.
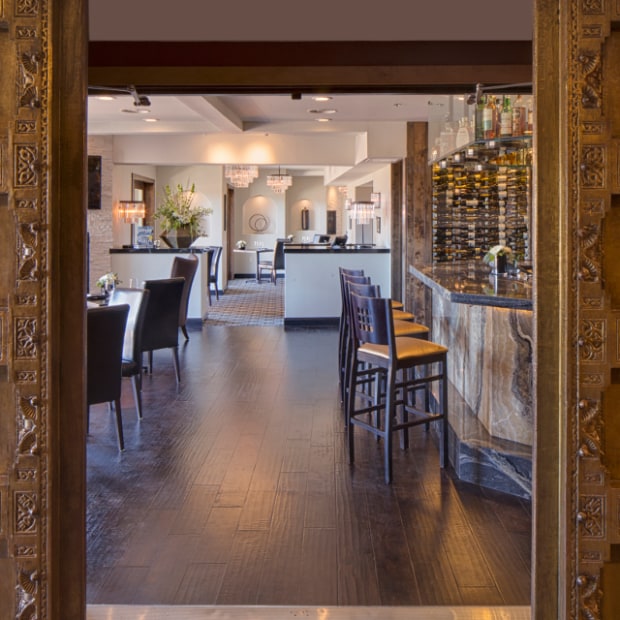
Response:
512,94,524,136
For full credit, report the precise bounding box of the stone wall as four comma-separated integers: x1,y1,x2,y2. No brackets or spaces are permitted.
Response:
87,135,114,292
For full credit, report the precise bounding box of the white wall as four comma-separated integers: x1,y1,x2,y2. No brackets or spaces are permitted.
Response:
286,176,326,242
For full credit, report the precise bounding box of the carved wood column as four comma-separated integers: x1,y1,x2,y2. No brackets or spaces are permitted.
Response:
535,0,620,618
0,0,88,618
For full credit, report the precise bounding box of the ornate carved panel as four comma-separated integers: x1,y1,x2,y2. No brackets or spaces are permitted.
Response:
573,0,620,617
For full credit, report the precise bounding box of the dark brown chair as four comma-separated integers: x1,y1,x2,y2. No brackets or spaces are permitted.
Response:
209,245,223,301
87,304,130,450
170,254,199,340
347,292,448,483
108,287,150,419
258,239,285,284
141,278,185,382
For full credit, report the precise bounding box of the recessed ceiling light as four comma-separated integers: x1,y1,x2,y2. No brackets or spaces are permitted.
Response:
97,95,116,101
312,96,332,102
121,108,140,114
308,108,337,115
143,117,159,122
316,118,332,123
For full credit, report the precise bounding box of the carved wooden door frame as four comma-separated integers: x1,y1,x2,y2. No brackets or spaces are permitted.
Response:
4,1,619,619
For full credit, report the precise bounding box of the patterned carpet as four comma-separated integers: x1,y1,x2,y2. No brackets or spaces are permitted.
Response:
205,278,284,326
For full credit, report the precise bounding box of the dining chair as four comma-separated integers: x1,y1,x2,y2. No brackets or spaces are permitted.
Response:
87,303,130,450
108,287,150,419
209,245,223,301
346,292,448,483
170,253,199,340
141,277,185,383
258,239,285,284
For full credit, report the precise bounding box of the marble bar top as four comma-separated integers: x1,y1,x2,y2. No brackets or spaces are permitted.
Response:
284,244,389,253
409,261,532,310
109,247,210,254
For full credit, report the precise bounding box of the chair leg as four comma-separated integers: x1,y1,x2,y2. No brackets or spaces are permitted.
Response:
131,374,143,419
440,357,449,468
87,405,90,433
207,287,212,306
384,367,396,484
148,351,153,375
214,283,220,300
113,398,125,450
171,346,181,383
181,325,190,341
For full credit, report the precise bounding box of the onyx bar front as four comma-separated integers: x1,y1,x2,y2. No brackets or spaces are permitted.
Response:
410,261,533,498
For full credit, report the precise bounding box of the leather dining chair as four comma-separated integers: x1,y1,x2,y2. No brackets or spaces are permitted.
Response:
141,277,185,383
258,239,285,284
87,303,130,450
170,253,199,340
209,245,223,302
108,287,150,419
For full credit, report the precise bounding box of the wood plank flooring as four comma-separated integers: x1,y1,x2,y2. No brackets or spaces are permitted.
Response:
86,324,531,606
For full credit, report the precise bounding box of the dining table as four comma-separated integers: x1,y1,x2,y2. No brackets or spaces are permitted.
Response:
233,246,273,283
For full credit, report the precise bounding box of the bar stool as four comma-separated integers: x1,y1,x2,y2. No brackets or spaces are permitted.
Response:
347,292,449,483
343,280,429,416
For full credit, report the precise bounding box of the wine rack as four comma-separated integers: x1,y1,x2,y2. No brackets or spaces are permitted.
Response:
431,136,532,263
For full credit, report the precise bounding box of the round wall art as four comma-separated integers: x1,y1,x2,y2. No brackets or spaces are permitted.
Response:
249,213,269,233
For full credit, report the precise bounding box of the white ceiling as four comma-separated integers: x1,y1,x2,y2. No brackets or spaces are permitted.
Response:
87,92,441,135
88,92,456,179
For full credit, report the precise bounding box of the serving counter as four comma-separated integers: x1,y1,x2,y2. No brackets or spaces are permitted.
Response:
283,245,390,326
410,261,533,498
109,248,212,321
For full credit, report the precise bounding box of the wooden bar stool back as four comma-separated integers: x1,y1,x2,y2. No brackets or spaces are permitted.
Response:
347,292,449,483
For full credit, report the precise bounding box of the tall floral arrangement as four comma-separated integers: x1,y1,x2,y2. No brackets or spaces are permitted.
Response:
154,182,212,237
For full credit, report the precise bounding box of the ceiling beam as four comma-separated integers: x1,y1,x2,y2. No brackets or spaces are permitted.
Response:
89,41,532,94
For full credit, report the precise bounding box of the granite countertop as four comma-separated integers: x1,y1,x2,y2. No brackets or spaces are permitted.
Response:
409,261,533,310
284,244,390,253
109,247,211,254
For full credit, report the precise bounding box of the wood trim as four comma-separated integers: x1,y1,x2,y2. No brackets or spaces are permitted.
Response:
89,40,532,68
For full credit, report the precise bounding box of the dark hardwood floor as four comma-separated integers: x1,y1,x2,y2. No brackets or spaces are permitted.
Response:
86,324,531,606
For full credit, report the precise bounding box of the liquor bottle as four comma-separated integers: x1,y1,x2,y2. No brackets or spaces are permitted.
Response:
525,97,534,134
500,96,512,137
456,117,470,148
475,95,485,141
512,94,524,136
482,95,495,140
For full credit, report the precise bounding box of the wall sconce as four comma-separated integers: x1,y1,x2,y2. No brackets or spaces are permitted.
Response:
301,206,310,230
118,200,146,247
371,192,381,209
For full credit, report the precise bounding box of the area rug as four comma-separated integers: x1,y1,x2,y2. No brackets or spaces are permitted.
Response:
204,278,284,326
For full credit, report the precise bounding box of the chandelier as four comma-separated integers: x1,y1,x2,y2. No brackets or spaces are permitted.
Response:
348,200,375,224
266,167,293,194
225,165,259,188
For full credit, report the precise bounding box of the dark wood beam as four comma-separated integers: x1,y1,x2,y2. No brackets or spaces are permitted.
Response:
88,40,532,94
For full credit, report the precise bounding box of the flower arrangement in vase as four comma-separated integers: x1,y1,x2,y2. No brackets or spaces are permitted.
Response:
482,244,512,274
154,182,213,248
96,272,120,297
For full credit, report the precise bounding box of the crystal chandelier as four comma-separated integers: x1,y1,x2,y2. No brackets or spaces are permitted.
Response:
348,201,375,224
266,167,293,194
224,165,259,188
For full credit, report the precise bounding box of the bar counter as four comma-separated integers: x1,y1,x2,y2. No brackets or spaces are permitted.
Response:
109,247,212,320
409,261,532,310
284,244,390,326
410,261,533,499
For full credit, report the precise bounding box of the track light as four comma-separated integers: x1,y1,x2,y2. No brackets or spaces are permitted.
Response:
88,84,151,107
